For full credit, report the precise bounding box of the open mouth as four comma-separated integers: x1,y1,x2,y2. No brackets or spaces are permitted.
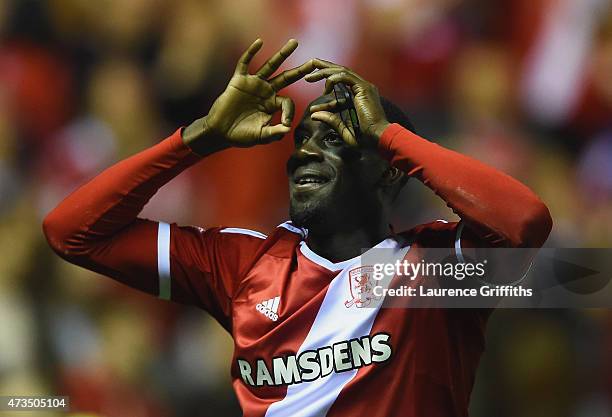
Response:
295,174,329,185
292,169,332,191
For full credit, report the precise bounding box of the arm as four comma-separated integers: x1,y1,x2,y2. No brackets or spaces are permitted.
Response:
42,130,200,294
43,39,316,307
305,60,552,249
376,124,552,248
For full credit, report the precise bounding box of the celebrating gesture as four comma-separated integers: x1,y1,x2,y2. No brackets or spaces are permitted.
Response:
183,39,316,154
305,59,391,147
43,38,552,417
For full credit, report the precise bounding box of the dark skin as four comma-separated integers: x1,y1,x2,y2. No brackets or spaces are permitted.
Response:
287,95,398,261
183,39,403,262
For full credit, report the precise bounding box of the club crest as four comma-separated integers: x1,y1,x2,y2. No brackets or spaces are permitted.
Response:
344,266,380,308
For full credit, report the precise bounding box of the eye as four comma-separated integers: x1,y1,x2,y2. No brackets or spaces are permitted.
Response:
323,132,343,145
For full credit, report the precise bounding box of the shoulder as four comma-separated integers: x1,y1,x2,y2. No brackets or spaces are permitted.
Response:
171,224,267,247
398,219,462,248
216,226,268,240
186,221,305,258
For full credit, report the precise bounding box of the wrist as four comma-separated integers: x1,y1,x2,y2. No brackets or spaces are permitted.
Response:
182,116,229,156
369,121,391,142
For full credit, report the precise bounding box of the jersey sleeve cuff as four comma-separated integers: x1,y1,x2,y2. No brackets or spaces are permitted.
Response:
378,123,416,161
165,128,203,164
377,123,441,178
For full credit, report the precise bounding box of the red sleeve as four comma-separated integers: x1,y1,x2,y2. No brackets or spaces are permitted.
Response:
42,129,260,328
379,123,553,249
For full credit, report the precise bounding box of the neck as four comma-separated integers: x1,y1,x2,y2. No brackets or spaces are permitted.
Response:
306,220,391,263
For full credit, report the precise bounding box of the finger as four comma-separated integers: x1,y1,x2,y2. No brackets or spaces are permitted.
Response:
255,39,298,78
312,58,343,70
269,59,317,91
304,67,345,83
309,99,340,113
323,72,360,94
310,111,357,146
235,39,264,75
260,124,291,142
275,96,295,126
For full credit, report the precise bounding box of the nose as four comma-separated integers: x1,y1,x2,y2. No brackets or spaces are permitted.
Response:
295,136,324,161
287,136,324,174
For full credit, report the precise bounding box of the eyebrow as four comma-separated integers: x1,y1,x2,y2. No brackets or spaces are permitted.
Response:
294,123,337,141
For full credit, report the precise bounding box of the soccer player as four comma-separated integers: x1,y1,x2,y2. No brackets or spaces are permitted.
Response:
43,39,552,417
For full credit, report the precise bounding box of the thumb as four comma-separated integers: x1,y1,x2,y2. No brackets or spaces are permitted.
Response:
260,124,291,143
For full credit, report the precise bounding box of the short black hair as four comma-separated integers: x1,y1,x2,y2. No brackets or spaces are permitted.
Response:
379,96,416,134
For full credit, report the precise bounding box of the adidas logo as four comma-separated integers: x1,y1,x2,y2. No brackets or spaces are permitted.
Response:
256,296,280,322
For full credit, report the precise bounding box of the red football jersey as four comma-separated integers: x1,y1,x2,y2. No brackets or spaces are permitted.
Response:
155,219,486,417
43,124,551,417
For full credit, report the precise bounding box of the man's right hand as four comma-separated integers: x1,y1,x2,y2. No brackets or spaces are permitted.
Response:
183,39,315,155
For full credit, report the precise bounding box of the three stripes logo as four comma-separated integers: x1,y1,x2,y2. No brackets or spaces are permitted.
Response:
256,296,280,322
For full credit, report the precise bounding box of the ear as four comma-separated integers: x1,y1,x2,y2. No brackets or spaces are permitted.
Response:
380,166,404,188
379,166,408,202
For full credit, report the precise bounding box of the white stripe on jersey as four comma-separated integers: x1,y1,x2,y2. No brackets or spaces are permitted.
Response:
157,222,171,300
271,296,280,313
220,227,267,239
265,238,409,417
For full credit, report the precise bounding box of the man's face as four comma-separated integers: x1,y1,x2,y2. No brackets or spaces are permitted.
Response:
287,96,388,234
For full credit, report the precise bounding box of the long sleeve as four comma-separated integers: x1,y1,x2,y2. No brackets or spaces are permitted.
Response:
379,124,552,248
42,129,201,293
43,129,266,328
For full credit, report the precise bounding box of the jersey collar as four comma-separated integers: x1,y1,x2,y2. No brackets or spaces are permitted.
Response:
278,221,403,272
299,238,400,272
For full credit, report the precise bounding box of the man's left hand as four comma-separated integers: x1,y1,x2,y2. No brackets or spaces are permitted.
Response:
305,59,390,147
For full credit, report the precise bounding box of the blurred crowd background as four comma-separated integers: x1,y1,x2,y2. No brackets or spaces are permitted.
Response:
0,0,611,416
